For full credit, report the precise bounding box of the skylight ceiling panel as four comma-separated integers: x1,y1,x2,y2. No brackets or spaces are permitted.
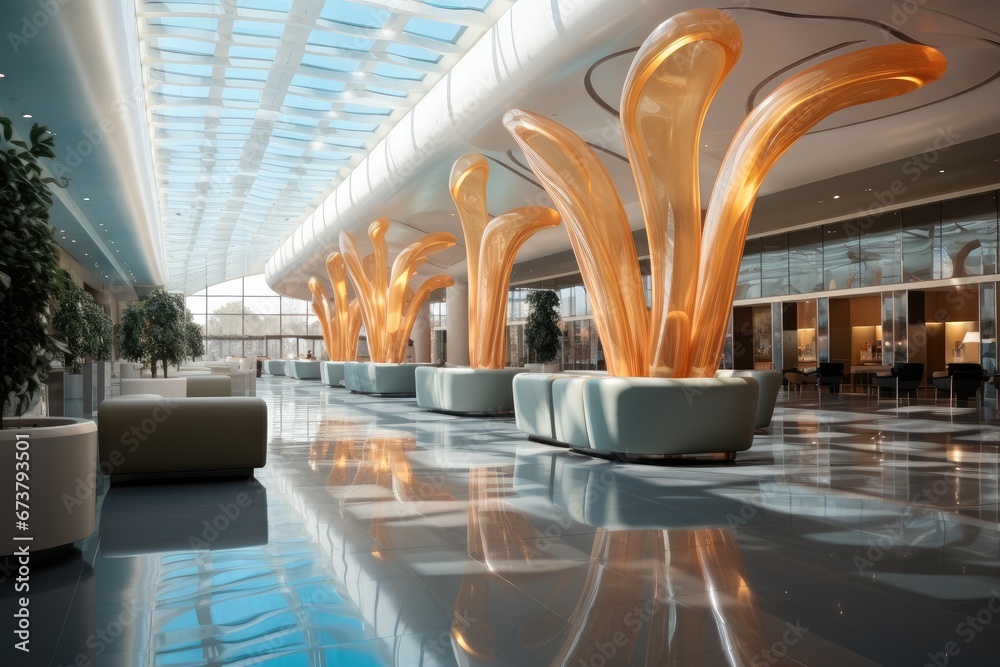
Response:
371,62,425,82
307,28,375,53
319,0,390,30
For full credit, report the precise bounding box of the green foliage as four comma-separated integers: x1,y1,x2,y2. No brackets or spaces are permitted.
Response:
0,116,61,418
52,279,91,374
144,288,186,377
118,302,147,367
524,289,562,364
86,297,113,362
184,319,205,361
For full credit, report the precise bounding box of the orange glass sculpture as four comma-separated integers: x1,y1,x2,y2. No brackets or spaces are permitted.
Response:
504,8,945,378
450,154,561,369
307,252,362,361
340,219,456,363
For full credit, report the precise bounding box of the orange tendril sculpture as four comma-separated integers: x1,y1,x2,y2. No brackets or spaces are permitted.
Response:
307,252,363,361
340,219,456,363
449,154,561,369
504,8,945,378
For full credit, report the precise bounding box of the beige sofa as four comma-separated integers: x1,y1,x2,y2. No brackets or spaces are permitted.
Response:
97,396,268,482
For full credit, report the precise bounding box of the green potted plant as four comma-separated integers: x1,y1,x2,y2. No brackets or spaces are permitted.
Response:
84,294,113,412
52,279,92,416
118,301,148,376
524,289,562,372
0,114,98,555
144,288,186,378
184,318,205,362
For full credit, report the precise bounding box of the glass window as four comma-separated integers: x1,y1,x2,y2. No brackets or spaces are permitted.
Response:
244,295,281,315
207,314,244,338
939,192,998,278
206,277,244,296
788,227,822,295
281,297,308,315
282,315,308,335
822,221,860,290
243,274,274,296
859,210,901,287
185,295,207,315
207,297,246,315
736,240,760,300
760,234,788,298
902,203,938,282
246,314,279,337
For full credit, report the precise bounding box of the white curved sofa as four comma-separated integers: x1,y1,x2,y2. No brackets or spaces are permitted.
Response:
263,360,286,376
415,366,525,414
344,362,430,396
321,361,347,388
716,369,782,429
513,374,758,460
97,396,268,482
185,374,232,397
121,377,187,398
285,360,322,380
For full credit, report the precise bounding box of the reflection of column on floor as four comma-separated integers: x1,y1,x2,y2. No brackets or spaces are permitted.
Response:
456,467,769,666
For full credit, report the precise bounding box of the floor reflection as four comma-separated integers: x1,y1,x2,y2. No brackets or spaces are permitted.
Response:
18,378,1000,666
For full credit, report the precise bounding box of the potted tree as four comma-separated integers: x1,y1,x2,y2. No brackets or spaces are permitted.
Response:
524,289,561,372
143,288,186,378
184,319,205,362
52,279,92,417
85,293,113,413
0,115,97,556
118,301,148,377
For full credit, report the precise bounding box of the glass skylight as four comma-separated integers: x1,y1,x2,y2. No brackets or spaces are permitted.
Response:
136,0,517,293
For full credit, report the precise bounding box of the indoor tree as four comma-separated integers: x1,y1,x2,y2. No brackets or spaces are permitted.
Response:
0,117,62,425
144,288,186,378
52,278,92,374
86,296,113,363
524,289,561,366
118,301,148,373
184,318,205,361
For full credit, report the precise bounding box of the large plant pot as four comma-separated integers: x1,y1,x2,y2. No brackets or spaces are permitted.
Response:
286,360,322,380
516,376,758,460
415,366,525,415
0,417,97,555
578,377,758,459
63,372,84,418
343,362,430,396
321,361,347,388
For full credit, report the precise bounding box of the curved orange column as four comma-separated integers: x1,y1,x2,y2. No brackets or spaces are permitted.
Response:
505,9,945,378
449,155,561,369
341,219,456,363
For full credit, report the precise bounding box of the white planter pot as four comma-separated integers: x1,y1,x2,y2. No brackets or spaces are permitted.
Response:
0,416,97,555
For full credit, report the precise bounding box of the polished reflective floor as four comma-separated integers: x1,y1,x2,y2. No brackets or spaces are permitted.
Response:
4,379,1000,666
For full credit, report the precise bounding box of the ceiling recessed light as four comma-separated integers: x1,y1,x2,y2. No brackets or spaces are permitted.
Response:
61,236,66,239
83,197,90,201
99,223,104,227
71,239,76,243
939,169,945,173
0,73,6,78
60,229,65,232
818,200,824,204
833,195,840,199
351,71,365,77
21,113,31,119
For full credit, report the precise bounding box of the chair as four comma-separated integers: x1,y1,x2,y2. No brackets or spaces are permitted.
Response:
783,372,813,396
874,363,924,402
816,363,846,394
933,363,986,403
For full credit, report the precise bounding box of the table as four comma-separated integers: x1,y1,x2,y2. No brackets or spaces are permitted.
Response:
850,364,892,394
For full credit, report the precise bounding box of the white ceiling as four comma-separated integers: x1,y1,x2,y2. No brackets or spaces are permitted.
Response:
2,0,999,301
264,0,1000,299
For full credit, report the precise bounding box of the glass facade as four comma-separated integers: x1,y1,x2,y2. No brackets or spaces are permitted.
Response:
185,274,323,360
